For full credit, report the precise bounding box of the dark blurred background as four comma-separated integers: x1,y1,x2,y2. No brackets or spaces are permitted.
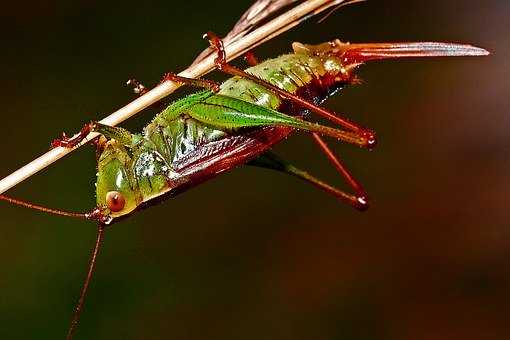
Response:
0,1,508,339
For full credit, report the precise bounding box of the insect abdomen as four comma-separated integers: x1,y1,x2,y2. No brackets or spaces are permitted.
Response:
139,51,345,187
218,53,328,110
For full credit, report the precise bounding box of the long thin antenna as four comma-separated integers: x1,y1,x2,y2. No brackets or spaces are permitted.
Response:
0,0,352,196
66,224,106,340
0,195,90,220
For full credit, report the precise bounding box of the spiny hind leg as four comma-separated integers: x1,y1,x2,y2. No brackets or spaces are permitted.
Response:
249,151,368,211
203,31,376,149
52,122,135,148
187,96,370,147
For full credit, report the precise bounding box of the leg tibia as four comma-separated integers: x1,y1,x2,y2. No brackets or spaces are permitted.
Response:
249,152,368,211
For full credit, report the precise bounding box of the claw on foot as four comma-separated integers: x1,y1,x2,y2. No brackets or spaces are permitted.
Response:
354,195,370,211
244,51,259,66
51,122,95,149
361,130,377,150
203,31,227,69
126,79,147,96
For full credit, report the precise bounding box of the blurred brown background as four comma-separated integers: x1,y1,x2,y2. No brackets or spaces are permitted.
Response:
0,1,508,339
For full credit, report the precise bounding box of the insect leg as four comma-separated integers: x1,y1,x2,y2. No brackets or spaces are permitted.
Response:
52,122,135,148
248,152,367,211
127,73,220,101
204,31,376,148
92,123,135,145
311,133,368,206
188,96,371,148
244,51,259,66
51,122,96,148
66,223,106,340
162,72,221,92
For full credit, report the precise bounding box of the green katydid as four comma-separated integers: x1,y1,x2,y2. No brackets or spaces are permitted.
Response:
0,5,489,340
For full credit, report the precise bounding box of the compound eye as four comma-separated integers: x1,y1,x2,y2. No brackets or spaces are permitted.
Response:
106,191,125,212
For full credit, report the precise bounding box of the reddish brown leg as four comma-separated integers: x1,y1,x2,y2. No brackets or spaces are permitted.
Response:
203,31,377,149
51,122,96,149
93,136,108,162
244,51,259,66
66,224,106,340
311,133,369,210
162,72,220,92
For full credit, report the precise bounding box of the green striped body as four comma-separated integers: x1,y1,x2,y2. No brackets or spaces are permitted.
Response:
96,51,347,217
151,54,336,158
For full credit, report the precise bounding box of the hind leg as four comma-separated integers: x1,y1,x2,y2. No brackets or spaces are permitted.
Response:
249,152,368,211
204,31,376,148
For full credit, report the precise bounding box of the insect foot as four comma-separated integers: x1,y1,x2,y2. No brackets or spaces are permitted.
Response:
354,196,370,212
362,130,377,150
126,78,147,96
51,122,96,149
203,31,227,69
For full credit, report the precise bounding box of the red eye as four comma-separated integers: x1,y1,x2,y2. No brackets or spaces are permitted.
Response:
106,191,125,212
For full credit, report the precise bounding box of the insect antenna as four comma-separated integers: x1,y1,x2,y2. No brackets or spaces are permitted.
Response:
317,0,366,24
0,194,93,220
66,223,106,340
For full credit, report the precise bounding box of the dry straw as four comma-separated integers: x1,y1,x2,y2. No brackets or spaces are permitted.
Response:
0,0,355,195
